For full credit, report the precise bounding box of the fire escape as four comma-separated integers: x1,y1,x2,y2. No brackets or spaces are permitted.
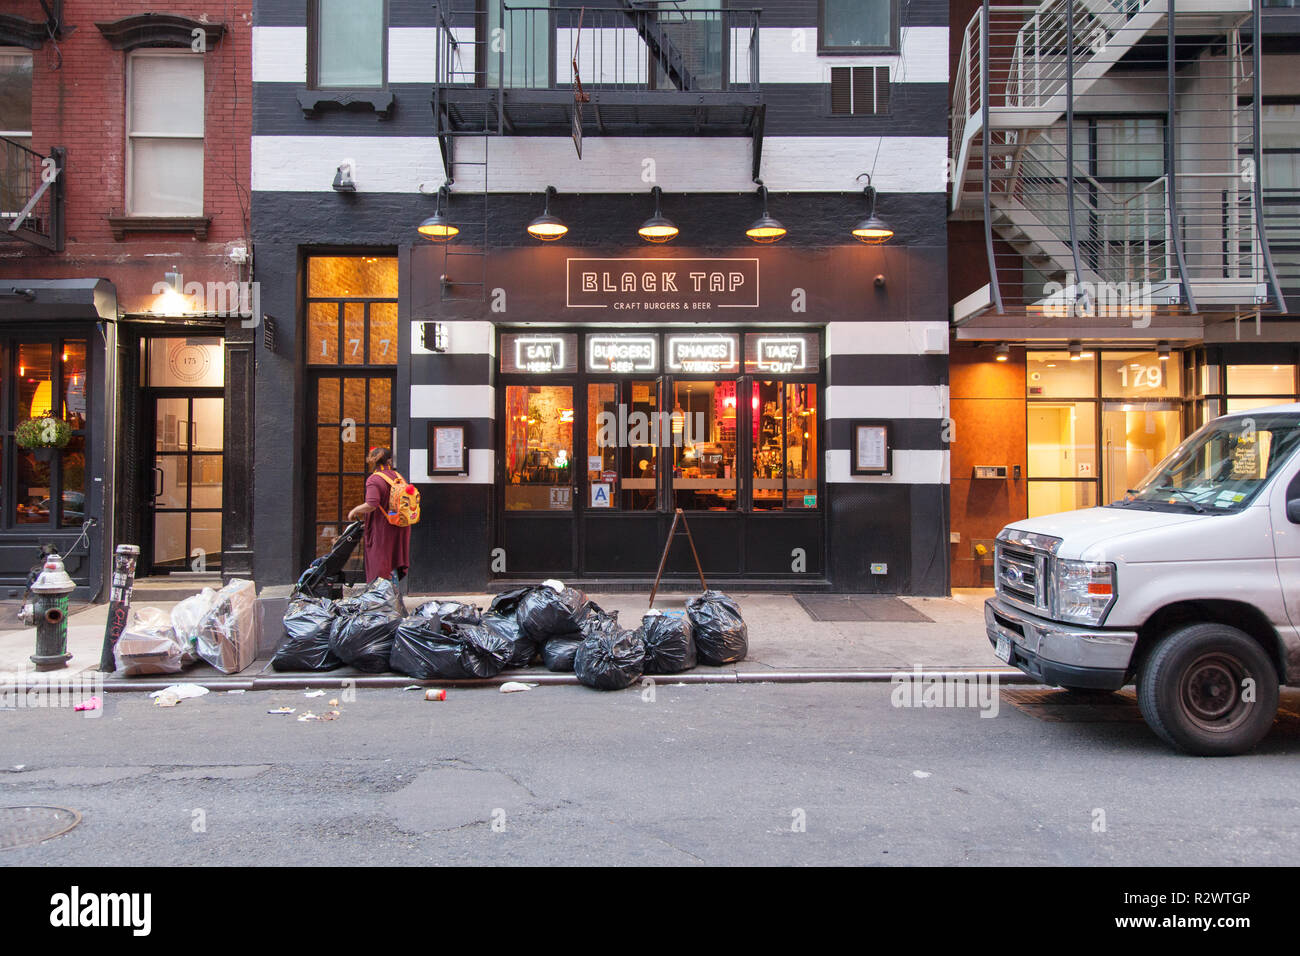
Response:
1,0,66,252
429,0,764,301
950,0,1286,326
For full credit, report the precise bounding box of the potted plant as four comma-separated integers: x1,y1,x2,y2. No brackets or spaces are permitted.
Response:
16,416,72,463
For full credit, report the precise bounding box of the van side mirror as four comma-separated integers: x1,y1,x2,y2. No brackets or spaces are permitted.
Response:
1288,499,1300,525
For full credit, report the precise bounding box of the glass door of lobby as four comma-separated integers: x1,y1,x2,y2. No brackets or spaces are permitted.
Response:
140,337,226,574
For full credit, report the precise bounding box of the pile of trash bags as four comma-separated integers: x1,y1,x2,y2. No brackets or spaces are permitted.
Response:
116,578,259,677
271,578,749,691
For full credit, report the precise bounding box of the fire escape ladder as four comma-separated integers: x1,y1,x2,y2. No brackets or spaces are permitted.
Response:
615,0,700,91
1,138,65,252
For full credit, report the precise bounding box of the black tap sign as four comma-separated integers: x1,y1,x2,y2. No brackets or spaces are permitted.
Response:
567,258,760,311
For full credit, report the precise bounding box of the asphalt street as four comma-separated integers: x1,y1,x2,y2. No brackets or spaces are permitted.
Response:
3,682,1300,866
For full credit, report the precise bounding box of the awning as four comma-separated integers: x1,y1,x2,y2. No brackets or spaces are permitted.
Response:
0,278,117,321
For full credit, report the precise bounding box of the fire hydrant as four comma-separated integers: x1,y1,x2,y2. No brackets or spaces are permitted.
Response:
30,554,75,671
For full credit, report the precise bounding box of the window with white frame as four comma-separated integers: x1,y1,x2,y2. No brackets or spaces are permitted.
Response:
127,52,205,217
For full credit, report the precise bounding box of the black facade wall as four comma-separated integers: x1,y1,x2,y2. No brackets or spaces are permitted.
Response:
253,83,950,138
251,187,946,590
254,191,946,250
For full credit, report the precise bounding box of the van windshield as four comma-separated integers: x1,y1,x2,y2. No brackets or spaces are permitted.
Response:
1113,413,1300,514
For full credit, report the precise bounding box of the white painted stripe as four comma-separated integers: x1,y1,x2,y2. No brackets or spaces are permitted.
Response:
825,321,949,356
253,26,945,87
734,26,948,86
410,320,496,356
410,384,495,419
388,28,440,85
409,447,495,484
252,27,307,84
827,449,948,484
824,385,949,420
252,135,949,193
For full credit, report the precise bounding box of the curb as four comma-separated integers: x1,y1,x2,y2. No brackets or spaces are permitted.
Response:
16,666,1033,694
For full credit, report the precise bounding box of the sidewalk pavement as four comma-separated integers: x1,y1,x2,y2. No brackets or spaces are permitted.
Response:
0,589,1004,688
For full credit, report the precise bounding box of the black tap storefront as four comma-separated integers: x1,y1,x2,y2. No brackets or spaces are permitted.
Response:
492,326,824,580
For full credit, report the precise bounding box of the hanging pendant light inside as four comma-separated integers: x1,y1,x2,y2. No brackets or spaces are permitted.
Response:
851,173,894,244
638,186,679,244
746,181,787,244
527,185,568,241
417,186,459,242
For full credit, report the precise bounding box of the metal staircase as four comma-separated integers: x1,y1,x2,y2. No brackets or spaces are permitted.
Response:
951,0,1286,323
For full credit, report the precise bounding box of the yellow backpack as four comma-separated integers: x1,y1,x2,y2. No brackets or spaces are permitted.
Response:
377,471,421,527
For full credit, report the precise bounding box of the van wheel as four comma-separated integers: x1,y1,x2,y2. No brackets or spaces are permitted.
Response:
1137,623,1278,756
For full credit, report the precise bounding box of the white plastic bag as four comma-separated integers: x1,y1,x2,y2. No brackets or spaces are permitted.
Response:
171,587,219,664
196,579,258,674
116,606,187,676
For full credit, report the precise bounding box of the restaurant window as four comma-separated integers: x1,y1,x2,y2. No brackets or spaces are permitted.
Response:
5,337,89,529
505,384,574,512
312,0,387,89
128,52,205,216
819,0,898,53
0,48,33,218
671,380,738,511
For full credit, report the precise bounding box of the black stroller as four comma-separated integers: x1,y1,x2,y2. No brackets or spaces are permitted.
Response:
295,521,364,599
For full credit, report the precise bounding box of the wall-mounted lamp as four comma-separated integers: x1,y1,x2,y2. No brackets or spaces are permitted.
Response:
332,160,356,192
1068,341,1083,362
995,342,1010,362
638,186,678,244
745,181,786,244
852,173,893,244
417,186,459,242
1157,341,1171,361
527,186,568,241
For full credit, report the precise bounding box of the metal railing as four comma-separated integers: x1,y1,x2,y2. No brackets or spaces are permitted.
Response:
434,2,761,95
0,136,63,251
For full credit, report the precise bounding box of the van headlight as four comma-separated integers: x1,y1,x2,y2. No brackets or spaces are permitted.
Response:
1049,559,1116,626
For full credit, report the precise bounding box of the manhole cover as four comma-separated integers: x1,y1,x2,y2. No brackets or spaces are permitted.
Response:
0,806,82,850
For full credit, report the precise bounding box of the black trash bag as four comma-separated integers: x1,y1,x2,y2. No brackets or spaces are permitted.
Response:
329,607,402,672
483,613,535,669
575,626,645,691
414,599,480,627
390,616,462,679
488,587,533,620
541,632,583,672
272,598,344,672
391,617,513,679
638,611,697,674
337,577,406,617
685,590,748,665
517,585,586,642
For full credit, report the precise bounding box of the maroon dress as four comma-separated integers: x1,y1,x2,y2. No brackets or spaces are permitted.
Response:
362,468,411,582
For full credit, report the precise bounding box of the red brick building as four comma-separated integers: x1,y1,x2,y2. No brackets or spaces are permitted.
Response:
0,0,253,597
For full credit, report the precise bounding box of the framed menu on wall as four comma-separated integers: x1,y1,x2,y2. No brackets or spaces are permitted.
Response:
427,421,469,476
850,421,892,476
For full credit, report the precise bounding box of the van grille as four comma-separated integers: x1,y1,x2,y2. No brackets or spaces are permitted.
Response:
995,541,1046,611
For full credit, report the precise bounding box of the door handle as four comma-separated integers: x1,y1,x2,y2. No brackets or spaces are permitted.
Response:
153,465,164,500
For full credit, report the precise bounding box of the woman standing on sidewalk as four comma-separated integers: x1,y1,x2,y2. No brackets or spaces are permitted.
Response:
347,447,412,583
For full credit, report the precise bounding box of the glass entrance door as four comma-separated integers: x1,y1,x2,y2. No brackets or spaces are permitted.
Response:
1102,401,1183,503
151,394,224,571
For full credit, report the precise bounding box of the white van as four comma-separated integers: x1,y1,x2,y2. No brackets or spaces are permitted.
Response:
986,404,1300,755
